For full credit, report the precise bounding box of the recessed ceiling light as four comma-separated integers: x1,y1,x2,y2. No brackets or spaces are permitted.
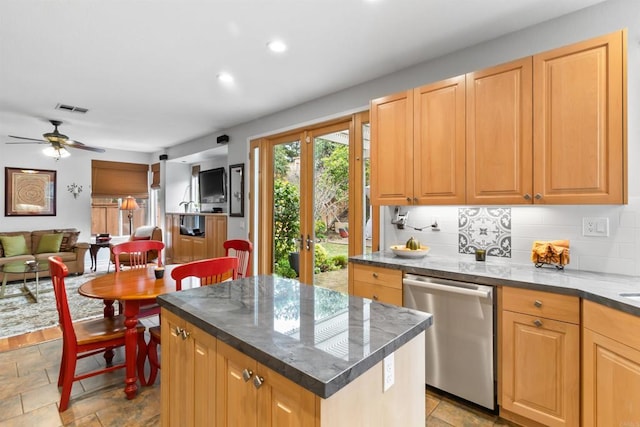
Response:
267,40,287,53
217,72,234,83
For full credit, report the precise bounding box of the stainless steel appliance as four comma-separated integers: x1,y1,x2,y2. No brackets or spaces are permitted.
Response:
403,273,495,410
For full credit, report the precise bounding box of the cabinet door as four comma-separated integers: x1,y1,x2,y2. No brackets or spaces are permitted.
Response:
466,57,533,205
533,30,625,204
216,341,258,427
91,207,107,235
583,328,640,426
501,310,579,427
177,236,193,263
257,363,316,427
370,91,414,205
191,323,217,426
192,238,207,261
413,76,466,204
206,215,228,258
161,310,193,427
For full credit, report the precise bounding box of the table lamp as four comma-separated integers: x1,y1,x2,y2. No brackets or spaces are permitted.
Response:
120,196,139,235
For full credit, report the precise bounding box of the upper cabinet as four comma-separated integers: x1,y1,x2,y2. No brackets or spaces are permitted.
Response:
370,76,466,205
370,29,626,206
466,58,533,205
533,31,626,204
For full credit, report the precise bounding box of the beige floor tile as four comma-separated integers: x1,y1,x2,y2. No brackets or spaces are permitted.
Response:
0,345,40,364
426,392,441,416
0,395,23,423
21,382,64,413
427,415,455,426
0,360,18,381
0,369,49,400
0,403,63,427
62,413,102,427
430,400,496,427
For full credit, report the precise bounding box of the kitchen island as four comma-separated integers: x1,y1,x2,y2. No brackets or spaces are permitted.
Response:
156,275,432,427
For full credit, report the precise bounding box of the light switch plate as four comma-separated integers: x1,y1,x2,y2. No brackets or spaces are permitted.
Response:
583,217,609,237
383,353,394,392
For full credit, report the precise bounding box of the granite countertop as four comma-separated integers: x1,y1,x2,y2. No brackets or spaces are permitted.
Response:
157,275,432,399
350,251,640,317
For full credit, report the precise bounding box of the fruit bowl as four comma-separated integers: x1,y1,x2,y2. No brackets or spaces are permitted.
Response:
390,245,430,259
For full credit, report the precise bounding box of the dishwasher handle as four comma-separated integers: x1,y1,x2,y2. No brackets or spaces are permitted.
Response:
403,276,492,298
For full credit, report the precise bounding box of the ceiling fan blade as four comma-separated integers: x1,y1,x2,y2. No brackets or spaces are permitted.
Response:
6,140,49,145
8,135,48,143
65,141,106,153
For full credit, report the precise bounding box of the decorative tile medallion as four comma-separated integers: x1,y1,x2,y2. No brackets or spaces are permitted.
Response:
458,208,511,258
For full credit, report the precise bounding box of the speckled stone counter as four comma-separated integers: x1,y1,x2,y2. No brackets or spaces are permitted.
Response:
157,275,432,398
350,251,640,317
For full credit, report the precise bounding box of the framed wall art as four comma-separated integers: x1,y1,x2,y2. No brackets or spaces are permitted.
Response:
229,163,244,217
5,167,57,216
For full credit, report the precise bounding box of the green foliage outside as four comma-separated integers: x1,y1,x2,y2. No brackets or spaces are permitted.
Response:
273,179,299,266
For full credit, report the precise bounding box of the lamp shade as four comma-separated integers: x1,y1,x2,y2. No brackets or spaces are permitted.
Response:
120,196,139,211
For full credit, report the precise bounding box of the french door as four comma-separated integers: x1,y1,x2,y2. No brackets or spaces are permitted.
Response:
249,112,372,286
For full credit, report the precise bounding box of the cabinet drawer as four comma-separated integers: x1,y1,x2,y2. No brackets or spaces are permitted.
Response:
502,287,579,324
352,264,402,289
353,281,402,306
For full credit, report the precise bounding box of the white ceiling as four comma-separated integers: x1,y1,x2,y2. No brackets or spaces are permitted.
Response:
0,0,608,154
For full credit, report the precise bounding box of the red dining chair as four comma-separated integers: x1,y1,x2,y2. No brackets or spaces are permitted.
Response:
146,256,239,386
48,256,147,412
223,239,253,278
111,240,165,318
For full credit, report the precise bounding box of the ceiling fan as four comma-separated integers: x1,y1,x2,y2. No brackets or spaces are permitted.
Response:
7,120,105,159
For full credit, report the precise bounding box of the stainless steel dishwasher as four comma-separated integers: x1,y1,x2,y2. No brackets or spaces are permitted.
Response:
403,273,495,410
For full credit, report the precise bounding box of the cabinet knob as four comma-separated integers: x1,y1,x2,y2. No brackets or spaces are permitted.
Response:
372,272,379,278
372,295,379,301
180,329,190,340
406,197,411,202
242,369,253,382
535,193,542,200
253,375,264,389
413,197,418,203
523,193,532,200
533,319,543,327
534,300,542,308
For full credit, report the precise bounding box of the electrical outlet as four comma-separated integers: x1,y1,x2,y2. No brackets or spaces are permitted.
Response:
583,217,609,237
383,353,394,392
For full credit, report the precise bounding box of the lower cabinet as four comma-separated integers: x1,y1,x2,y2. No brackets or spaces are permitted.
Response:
165,213,227,264
500,287,580,427
350,263,402,305
216,341,316,427
161,308,425,427
161,309,217,427
583,300,640,426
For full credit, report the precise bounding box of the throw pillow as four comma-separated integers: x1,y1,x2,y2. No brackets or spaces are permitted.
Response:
57,230,81,252
0,235,29,257
132,235,151,241
36,233,63,254
0,241,4,257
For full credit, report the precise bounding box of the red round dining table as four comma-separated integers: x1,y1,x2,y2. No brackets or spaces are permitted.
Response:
78,265,178,400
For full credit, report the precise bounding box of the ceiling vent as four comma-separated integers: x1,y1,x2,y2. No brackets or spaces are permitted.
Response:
55,103,89,114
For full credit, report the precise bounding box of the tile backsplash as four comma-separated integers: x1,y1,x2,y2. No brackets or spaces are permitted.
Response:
382,197,640,276
458,208,511,258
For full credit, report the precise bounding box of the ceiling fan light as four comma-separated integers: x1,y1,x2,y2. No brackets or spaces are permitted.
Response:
43,146,70,159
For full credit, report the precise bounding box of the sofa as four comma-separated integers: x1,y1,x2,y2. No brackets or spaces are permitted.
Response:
0,229,89,281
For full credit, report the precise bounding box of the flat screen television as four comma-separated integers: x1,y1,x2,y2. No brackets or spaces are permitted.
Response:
199,167,226,203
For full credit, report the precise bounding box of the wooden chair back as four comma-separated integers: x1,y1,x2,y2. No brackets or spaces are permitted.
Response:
223,239,253,278
171,256,239,289
112,240,165,272
49,255,76,344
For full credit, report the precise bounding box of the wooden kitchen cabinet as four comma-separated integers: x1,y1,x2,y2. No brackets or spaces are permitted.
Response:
165,213,227,264
533,30,626,204
370,76,466,206
350,263,403,306
466,57,533,205
370,90,414,205
217,341,316,427
369,30,626,206
500,287,580,427
583,300,640,426
161,309,217,427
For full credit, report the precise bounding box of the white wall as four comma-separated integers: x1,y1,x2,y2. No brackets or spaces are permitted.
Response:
0,144,152,242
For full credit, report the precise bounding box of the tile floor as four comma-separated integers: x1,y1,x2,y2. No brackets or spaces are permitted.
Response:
0,323,514,426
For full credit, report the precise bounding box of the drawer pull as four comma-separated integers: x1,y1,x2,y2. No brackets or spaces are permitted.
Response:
253,375,264,389
534,300,542,308
242,369,253,382
533,319,543,327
